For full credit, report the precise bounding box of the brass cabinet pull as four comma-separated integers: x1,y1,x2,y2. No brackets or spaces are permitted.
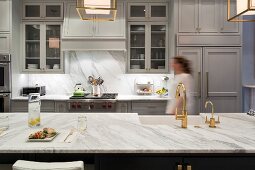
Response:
198,72,201,98
206,72,209,98
177,164,183,170
187,165,192,170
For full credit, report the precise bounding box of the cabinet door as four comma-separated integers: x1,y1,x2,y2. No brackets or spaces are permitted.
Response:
45,24,63,71
131,101,167,115
23,2,42,19
220,0,239,33
203,48,241,112
149,23,168,73
95,3,125,38
198,0,219,33
149,3,168,21
128,23,147,73
178,0,199,33
23,23,42,71
55,101,67,112
128,3,148,21
0,34,10,53
45,3,63,20
177,47,202,115
63,3,93,38
0,0,10,32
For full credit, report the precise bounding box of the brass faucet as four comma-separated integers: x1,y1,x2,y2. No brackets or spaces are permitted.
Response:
175,83,188,128
205,100,220,128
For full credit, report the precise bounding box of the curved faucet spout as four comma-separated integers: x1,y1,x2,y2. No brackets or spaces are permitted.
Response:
205,100,214,118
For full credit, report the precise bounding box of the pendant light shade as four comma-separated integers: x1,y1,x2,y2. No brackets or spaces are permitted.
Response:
228,0,255,22
76,0,117,21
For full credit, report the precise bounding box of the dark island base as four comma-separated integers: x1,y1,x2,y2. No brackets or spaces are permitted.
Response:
1,153,255,170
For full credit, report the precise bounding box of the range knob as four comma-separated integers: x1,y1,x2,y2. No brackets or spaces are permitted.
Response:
77,102,82,109
102,102,107,109
108,102,112,109
89,102,95,110
71,103,76,109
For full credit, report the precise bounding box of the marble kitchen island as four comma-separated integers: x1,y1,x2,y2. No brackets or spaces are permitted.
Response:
0,113,255,170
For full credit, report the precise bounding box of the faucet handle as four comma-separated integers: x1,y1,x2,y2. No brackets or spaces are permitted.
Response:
215,116,220,124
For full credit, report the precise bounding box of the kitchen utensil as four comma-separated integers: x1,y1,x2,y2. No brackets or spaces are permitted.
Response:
73,83,85,97
88,76,94,84
64,128,75,142
97,77,104,85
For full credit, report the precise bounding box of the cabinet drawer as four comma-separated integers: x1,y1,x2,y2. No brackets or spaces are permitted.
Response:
11,100,28,112
11,100,55,112
0,34,10,53
41,100,55,112
55,101,68,113
131,101,167,115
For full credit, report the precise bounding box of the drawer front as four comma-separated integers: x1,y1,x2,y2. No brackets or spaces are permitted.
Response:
41,100,55,112
131,101,167,115
0,34,10,53
11,100,28,112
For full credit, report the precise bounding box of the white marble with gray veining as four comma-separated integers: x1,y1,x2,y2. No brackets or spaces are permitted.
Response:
1,113,255,154
13,51,173,97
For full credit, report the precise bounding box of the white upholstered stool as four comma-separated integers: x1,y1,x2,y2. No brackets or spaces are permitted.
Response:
13,160,84,170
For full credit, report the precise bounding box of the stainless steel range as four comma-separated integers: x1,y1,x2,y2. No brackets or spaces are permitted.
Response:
68,93,118,112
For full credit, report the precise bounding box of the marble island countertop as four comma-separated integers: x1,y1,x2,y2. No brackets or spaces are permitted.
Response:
12,94,171,101
0,113,255,154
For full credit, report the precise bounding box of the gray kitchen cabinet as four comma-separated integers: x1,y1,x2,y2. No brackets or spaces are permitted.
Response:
0,34,10,53
128,22,168,73
179,0,218,33
131,101,167,115
63,2,125,39
203,47,241,113
22,22,63,73
55,101,68,113
0,0,11,32
177,47,241,113
178,0,239,34
116,102,130,113
177,47,202,115
128,2,168,22
11,100,55,112
23,1,63,20
220,0,239,33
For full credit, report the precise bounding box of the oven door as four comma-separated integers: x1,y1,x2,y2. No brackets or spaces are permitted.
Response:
0,93,10,112
0,62,10,92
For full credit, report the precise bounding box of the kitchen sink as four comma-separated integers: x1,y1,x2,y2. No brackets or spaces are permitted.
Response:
139,115,204,127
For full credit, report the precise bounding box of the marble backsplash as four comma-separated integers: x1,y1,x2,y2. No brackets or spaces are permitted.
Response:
13,51,173,97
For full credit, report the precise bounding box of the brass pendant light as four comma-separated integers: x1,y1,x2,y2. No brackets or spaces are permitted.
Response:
228,0,255,22
76,0,117,21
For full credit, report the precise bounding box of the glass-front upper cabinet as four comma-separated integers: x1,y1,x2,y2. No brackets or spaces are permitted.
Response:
25,24,41,71
46,24,61,70
128,3,168,21
23,23,63,73
129,24,146,71
23,2,63,20
128,22,168,73
150,24,167,71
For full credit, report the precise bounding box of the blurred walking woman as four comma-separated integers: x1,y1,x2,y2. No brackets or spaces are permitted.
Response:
166,56,195,115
